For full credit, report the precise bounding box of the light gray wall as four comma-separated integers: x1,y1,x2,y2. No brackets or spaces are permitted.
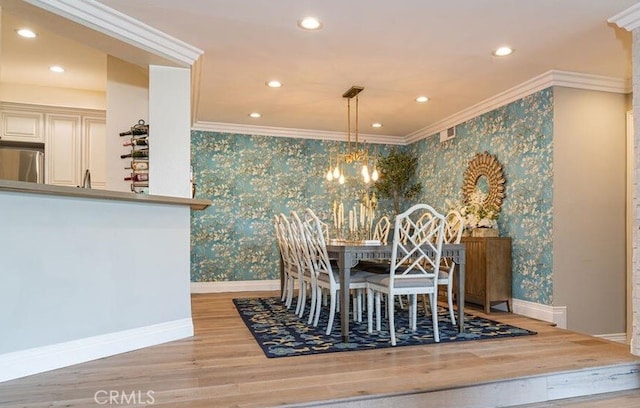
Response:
553,86,627,335
0,192,192,354
632,26,640,356
149,65,191,198
106,55,149,192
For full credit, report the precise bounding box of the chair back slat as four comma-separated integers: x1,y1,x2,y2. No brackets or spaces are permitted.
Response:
390,204,446,284
373,216,391,244
303,208,335,284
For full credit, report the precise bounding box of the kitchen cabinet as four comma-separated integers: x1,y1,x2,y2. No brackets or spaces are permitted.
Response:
45,112,106,188
0,109,44,143
461,236,512,313
46,114,81,186
82,116,107,189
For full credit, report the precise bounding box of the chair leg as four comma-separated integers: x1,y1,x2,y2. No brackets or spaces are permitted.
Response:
352,294,357,323
367,288,374,333
296,279,306,318
307,280,317,325
281,273,287,302
326,289,337,335
447,279,456,325
375,292,382,332
367,288,373,334
287,277,296,308
313,286,322,327
422,293,429,316
356,290,363,323
389,293,396,346
430,292,440,343
411,294,418,331
285,276,294,308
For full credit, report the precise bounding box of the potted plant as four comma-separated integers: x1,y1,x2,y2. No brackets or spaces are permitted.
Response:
373,148,422,214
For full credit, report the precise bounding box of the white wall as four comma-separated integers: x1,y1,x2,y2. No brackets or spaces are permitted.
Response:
106,56,149,192
1,83,106,110
553,86,628,335
0,191,193,380
149,65,191,198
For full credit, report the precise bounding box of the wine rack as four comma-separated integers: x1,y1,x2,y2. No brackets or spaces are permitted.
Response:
120,119,149,193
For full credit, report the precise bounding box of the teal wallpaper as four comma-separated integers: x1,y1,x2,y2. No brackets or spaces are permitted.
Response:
410,88,553,304
190,133,394,282
191,87,553,304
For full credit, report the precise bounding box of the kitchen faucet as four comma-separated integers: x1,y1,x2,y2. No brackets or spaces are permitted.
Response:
81,169,91,189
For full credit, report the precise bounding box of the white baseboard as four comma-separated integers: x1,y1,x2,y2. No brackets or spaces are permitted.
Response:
512,298,567,329
0,318,194,383
594,333,629,344
191,280,280,293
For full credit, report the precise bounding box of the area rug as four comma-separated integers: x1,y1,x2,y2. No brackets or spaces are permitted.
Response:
233,297,537,358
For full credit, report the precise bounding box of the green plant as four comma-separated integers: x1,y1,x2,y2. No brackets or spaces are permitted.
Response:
373,148,422,214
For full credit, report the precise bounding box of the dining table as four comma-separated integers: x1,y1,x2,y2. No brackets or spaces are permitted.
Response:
325,242,466,343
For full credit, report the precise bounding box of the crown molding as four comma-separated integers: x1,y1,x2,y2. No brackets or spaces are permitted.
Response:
195,70,629,146
405,70,630,144
608,3,640,31
191,121,406,145
23,0,203,66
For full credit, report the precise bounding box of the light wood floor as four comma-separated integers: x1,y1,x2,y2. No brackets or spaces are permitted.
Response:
0,291,639,407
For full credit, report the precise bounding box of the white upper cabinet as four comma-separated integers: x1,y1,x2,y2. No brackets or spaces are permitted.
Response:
1,109,44,143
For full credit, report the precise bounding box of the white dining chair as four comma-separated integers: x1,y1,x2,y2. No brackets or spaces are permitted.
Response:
365,204,446,346
289,211,317,320
301,208,372,334
373,216,391,244
273,214,295,308
427,209,464,324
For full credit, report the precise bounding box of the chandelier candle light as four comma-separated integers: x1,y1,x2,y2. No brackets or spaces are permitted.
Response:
325,86,379,184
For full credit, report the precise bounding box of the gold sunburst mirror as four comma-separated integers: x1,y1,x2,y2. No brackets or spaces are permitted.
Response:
462,151,506,213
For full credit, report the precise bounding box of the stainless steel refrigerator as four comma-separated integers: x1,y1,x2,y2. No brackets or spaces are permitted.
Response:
0,145,45,183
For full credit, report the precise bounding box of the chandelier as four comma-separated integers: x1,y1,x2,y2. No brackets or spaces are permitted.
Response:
325,86,379,184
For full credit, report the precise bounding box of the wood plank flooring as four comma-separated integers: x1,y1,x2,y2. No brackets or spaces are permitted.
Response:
0,291,638,407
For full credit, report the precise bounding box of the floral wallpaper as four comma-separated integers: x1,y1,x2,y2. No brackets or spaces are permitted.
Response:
191,87,553,305
410,88,553,304
190,133,394,282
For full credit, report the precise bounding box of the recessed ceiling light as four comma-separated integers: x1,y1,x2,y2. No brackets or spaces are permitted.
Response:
16,28,37,38
266,80,283,88
371,123,383,128
415,96,429,103
49,65,64,73
493,46,513,57
297,17,322,31
249,112,261,118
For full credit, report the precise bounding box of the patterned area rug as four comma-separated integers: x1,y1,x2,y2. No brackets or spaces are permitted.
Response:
233,297,537,358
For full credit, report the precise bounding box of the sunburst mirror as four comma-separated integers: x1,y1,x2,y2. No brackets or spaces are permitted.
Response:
462,151,506,213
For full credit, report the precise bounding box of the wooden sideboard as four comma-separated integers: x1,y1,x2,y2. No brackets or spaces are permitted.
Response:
460,236,512,313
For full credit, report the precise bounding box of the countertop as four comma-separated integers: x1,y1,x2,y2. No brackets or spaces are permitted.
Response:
0,179,211,210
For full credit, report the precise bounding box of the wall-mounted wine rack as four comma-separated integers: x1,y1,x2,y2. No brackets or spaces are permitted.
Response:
120,119,149,193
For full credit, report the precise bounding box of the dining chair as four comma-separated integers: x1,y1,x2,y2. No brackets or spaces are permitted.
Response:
301,208,372,334
365,204,446,346
289,211,317,320
427,209,464,324
373,216,391,244
273,214,295,308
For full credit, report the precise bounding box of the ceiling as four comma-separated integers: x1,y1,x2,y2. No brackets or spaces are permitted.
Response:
0,0,637,140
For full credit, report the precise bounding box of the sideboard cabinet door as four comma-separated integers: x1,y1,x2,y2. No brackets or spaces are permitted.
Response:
461,236,512,313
